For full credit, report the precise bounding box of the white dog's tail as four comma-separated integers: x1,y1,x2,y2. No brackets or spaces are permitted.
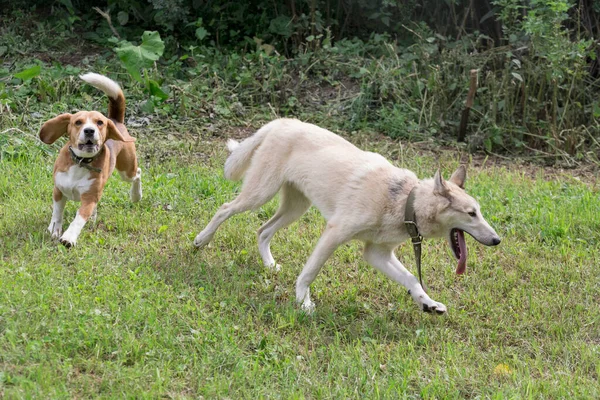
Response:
224,124,271,181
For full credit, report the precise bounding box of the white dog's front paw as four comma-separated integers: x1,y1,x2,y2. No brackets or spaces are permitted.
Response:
301,299,315,314
59,232,77,248
420,298,447,315
265,262,282,272
193,232,212,248
48,222,63,238
296,286,315,314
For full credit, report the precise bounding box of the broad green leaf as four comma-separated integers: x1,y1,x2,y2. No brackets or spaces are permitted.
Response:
14,65,41,81
115,31,164,82
269,15,292,38
148,80,169,100
195,27,208,41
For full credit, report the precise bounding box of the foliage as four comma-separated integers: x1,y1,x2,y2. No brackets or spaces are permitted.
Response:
1,1,599,163
113,31,168,112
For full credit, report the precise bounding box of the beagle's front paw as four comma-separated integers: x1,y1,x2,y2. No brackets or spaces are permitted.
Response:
48,222,63,239
59,232,78,248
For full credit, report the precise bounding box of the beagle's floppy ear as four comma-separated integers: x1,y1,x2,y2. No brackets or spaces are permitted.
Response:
39,114,72,144
106,120,136,142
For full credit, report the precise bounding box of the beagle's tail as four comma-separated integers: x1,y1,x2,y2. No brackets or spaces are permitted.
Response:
223,123,272,181
80,73,126,123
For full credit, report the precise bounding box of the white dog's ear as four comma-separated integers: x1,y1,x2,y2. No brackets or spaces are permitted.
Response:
449,165,467,189
39,114,72,144
433,169,449,196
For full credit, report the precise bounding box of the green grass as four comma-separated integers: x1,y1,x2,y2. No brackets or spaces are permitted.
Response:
1,128,599,398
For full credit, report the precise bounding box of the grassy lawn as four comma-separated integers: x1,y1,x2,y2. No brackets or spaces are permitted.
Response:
1,122,599,398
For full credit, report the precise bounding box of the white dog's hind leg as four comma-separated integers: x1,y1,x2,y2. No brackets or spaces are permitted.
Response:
363,243,447,314
194,167,283,249
194,201,247,248
257,184,311,270
295,224,346,313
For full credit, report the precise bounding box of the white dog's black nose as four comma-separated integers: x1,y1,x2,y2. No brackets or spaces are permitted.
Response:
491,237,501,246
83,127,95,136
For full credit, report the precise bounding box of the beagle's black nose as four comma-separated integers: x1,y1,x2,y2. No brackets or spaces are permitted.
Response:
83,127,95,136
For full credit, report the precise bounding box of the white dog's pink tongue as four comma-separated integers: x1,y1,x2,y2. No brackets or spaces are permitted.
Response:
456,230,468,274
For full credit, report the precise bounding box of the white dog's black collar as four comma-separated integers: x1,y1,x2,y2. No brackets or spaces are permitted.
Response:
404,184,426,292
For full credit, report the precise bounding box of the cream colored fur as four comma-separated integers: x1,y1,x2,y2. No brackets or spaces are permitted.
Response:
194,118,500,314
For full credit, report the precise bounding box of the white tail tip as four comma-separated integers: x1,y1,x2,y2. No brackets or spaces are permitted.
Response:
80,72,121,100
227,139,240,152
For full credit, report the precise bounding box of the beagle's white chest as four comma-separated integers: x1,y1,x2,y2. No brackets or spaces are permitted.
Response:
55,165,96,201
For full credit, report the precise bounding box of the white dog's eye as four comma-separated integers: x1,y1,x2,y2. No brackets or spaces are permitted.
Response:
468,211,477,217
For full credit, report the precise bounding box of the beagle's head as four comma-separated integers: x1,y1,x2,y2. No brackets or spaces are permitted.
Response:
39,111,134,157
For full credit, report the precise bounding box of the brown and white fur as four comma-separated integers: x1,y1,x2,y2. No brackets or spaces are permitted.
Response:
194,118,501,314
39,73,141,247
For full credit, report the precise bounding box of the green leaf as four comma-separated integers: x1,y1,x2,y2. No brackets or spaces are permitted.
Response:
115,31,165,83
269,15,293,38
14,65,41,81
195,27,208,41
148,80,169,100
593,102,600,118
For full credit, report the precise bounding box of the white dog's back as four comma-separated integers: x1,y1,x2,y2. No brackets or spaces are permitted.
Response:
224,118,401,219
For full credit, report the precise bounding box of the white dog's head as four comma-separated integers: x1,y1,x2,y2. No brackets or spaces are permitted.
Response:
416,166,501,274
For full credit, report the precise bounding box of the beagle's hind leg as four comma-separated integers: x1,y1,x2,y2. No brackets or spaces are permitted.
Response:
115,144,142,202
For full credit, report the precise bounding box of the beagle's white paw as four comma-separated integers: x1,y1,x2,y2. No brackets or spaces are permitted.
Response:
48,221,63,239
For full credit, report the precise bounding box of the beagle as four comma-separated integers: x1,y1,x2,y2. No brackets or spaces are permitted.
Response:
39,73,142,247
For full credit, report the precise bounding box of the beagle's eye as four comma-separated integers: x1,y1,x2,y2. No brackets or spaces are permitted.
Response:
97,120,104,126
74,120,82,126
468,211,477,217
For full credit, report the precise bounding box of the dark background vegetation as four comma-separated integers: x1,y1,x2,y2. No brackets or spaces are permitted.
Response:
1,0,600,165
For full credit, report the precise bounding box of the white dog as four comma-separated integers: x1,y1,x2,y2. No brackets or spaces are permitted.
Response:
194,119,500,314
